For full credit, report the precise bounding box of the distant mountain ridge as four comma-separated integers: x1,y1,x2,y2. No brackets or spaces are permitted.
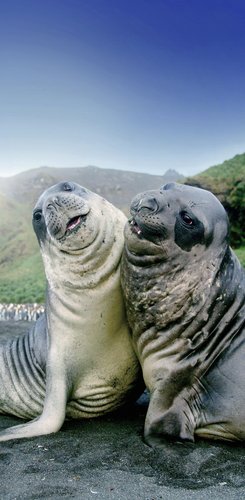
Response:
0,165,184,210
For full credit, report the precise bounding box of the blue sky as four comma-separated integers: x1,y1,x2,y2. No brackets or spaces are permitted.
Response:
0,0,245,177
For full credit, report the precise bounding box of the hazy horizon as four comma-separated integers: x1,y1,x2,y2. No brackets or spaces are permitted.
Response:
0,162,187,179
1,1,245,178
0,150,243,180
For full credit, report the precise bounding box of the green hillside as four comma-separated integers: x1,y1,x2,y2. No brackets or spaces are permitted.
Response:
196,154,245,181
0,253,45,303
185,153,245,248
0,193,45,302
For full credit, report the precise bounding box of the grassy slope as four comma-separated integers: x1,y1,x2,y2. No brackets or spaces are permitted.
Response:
188,153,245,190
185,153,245,248
0,193,46,302
234,246,245,267
0,253,46,303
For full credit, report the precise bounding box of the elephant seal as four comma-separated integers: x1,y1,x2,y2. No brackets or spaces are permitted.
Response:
121,182,245,445
0,181,141,441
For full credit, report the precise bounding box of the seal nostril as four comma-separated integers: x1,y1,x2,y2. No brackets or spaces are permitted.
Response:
62,182,73,191
138,197,159,213
47,197,62,208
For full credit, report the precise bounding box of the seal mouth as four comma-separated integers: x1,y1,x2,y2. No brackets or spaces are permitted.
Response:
129,218,143,237
65,214,85,236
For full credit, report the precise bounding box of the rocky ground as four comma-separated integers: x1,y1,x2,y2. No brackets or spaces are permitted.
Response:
0,321,244,500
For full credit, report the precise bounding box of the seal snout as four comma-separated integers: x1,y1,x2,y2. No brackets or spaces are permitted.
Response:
42,192,90,240
129,196,160,238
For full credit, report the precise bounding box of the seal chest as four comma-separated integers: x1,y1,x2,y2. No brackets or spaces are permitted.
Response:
0,181,141,441
121,182,245,445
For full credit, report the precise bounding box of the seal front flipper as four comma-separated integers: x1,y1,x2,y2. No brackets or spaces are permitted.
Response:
0,414,63,442
144,387,196,446
0,365,68,442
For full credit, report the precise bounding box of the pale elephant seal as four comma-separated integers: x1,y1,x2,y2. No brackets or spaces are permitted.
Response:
121,182,245,445
0,181,142,441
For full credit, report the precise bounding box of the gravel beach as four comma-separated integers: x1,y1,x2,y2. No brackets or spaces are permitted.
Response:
0,321,244,500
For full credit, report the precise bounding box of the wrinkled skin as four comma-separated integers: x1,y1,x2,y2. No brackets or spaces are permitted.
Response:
0,181,142,441
121,182,245,446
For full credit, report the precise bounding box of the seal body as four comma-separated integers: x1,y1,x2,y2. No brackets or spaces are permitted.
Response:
0,181,141,441
121,182,245,445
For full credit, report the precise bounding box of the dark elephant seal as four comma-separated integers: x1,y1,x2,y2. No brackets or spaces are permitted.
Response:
121,182,245,445
0,181,141,441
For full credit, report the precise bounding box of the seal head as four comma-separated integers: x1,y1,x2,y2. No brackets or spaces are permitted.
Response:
125,182,228,261
33,181,99,250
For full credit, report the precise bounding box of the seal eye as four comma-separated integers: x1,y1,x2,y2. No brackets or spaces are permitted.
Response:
180,212,193,225
33,210,42,223
62,182,73,192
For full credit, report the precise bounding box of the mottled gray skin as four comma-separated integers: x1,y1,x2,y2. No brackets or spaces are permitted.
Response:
121,182,245,445
0,181,141,441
